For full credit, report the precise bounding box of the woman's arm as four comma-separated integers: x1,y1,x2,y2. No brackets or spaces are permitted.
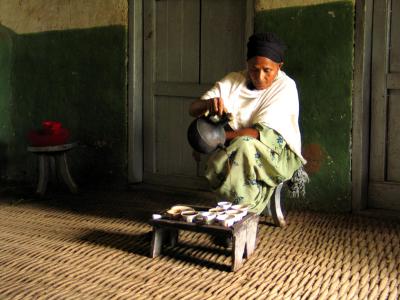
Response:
225,128,259,141
189,98,226,117
188,99,209,117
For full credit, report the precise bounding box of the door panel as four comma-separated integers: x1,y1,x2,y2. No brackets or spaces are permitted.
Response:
200,0,247,83
155,96,197,176
144,0,252,189
369,0,400,210
387,92,400,181
155,0,200,82
389,0,400,72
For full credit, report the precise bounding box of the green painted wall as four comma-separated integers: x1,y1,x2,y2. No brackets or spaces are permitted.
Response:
255,1,354,211
1,25,127,184
0,26,14,180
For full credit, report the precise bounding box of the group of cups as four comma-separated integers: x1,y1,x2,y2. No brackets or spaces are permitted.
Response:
160,202,249,227
203,201,249,227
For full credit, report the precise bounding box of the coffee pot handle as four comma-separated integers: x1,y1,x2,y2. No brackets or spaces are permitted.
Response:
208,112,233,126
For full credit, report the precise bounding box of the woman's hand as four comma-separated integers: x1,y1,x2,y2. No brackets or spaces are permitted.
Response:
207,97,226,116
188,98,227,117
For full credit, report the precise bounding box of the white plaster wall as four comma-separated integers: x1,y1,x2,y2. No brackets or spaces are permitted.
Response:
0,0,127,34
256,0,354,11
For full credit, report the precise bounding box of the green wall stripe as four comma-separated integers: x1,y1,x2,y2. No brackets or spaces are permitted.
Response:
255,1,354,211
4,25,127,183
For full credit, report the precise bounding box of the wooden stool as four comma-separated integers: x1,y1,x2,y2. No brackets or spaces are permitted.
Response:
27,143,78,196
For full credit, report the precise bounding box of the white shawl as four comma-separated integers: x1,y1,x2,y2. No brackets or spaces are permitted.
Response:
201,70,306,163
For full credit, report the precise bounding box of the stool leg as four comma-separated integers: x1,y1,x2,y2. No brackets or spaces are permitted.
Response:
56,153,78,193
270,182,287,227
37,155,49,196
49,156,57,183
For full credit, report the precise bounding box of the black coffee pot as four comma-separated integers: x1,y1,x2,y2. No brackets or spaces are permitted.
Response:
187,113,232,154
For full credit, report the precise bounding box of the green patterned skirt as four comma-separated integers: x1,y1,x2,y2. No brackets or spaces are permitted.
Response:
205,125,302,214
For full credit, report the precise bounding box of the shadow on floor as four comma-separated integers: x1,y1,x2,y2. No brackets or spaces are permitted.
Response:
162,244,232,272
79,228,233,272
0,182,216,223
79,229,153,257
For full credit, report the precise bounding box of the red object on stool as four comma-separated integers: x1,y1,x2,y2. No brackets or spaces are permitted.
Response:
28,120,70,147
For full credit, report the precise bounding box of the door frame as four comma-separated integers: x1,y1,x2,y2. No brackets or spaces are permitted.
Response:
128,0,143,183
352,0,373,211
353,0,400,214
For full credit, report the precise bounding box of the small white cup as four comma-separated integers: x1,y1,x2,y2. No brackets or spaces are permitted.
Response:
217,201,232,210
209,207,226,215
181,211,198,223
216,214,235,227
195,211,216,224
152,214,162,220
231,204,249,211
231,204,249,217
225,209,243,222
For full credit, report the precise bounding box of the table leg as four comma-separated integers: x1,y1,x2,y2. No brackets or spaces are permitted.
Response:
167,229,179,247
245,216,259,258
150,227,164,258
56,152,78,193
232,228,246,271
36,155,49,196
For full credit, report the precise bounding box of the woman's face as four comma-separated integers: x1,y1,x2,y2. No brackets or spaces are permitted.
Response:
247,56,283,90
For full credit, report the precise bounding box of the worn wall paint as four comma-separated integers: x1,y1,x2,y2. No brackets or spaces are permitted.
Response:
8,26,128,183
0,26,14,180
0,0,127,34
255,1,354,211
255,0,354,11
1,0,354,209
0,1,128,185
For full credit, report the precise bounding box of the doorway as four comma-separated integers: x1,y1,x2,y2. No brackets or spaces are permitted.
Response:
368,0,400,210
140,0,253,190
353,0,400,212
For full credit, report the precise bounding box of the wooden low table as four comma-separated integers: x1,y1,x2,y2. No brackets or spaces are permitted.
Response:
149,206,259,271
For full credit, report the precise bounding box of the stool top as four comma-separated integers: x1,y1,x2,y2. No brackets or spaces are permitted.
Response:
27,142,78,153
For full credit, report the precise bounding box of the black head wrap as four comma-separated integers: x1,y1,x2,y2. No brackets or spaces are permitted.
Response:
246,32,287,63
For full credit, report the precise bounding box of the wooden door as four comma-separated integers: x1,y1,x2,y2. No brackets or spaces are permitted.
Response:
369,0,400,210
143,0,253,189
